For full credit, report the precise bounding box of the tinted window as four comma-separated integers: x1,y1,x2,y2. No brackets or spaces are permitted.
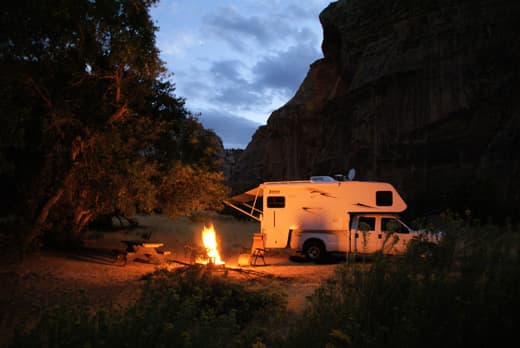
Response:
267,196,285,208
382,218,409,233
358,217,375,231
376,191,393,206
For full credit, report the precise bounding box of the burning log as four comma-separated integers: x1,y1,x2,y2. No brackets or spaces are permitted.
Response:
163,224,284,278
196,224,225,266
165,259,285,280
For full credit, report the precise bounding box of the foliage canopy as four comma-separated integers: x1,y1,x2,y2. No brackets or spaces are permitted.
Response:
0,0,228,247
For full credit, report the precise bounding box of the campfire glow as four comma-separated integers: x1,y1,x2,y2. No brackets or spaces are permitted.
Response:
198,224,225,265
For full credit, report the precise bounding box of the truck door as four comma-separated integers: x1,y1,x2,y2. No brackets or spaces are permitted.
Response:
381,217,413,254
352,216,382,253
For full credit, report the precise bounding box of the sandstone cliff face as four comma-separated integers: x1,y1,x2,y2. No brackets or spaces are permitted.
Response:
231,0,520,220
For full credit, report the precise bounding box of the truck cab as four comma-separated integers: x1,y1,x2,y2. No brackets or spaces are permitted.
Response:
293,213,418,261
349,214,416,256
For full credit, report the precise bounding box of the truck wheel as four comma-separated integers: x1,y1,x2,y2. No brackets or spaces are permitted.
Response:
304,240,325,262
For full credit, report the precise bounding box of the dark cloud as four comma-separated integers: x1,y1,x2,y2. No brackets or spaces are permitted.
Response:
210,59,246,84
207,60,259,107
252,43,320,93
204,7,272,51
195,3,324,110
205,39,321,108
213,86,260,109
197,109,260,149
203,5,318,52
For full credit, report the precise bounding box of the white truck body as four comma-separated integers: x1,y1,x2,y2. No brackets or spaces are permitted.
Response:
225,177,430,261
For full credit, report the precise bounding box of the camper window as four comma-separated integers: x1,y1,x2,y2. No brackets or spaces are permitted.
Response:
267,196,285,208
376,191,393,206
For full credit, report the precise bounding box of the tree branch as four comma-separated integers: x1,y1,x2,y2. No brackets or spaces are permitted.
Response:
107,103,128,125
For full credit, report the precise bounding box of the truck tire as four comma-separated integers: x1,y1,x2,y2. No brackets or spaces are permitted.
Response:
304,240,325,262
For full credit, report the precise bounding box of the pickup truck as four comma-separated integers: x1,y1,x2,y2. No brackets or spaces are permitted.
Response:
296,213,438,262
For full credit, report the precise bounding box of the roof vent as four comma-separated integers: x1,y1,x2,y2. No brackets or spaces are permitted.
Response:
310,176,335,182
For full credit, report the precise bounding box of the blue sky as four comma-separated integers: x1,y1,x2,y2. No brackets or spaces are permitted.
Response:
150,0,332,149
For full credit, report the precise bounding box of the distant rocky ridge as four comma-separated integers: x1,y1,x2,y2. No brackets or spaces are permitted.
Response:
229,0,520,221
222,148,243,184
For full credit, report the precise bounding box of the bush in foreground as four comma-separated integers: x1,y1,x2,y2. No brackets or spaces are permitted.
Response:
285,212,520,348
12,267,287,348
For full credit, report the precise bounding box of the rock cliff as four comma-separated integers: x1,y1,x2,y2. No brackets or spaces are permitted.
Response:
230,0,520,221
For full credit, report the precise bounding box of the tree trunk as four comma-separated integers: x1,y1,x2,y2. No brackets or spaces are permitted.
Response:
25,73,129,251
73,208,91,238
25,170,74,251
77,212,94,238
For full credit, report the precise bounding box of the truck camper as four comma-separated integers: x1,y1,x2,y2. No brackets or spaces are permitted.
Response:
225,176,434,262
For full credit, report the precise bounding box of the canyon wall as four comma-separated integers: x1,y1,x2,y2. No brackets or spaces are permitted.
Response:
230,0,520,220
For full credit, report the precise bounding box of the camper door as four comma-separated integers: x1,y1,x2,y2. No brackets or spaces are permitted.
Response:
262,195,289,248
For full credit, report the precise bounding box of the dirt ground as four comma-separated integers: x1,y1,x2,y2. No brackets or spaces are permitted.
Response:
0,215,340,345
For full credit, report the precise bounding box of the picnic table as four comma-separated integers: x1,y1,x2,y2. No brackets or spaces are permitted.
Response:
120,240,171,265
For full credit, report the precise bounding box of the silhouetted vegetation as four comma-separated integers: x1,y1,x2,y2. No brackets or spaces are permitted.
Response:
12,267,287,348
0,0,228,249
285,211,520,348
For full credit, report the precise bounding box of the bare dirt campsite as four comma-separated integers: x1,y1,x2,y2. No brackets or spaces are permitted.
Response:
0,214,338,346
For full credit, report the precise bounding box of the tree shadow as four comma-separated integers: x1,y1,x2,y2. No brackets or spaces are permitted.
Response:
65,246,125,266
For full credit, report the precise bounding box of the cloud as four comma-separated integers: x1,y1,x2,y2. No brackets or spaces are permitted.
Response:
200,4,323,102
203,7,267,52
210,59,247,84
252,43,321,94
157,32,200,58
202,5,296,53
203,37,322,109
179,42,322,125
206,60,258,107
172,65,208,99
213,86,261,109
197,109,261,148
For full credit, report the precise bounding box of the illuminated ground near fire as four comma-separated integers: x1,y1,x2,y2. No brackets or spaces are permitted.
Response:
0,214,338,345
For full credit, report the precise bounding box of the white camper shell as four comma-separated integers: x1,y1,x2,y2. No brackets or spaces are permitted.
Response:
225,176,427,262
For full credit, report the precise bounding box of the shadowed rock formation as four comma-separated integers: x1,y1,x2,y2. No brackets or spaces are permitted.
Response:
230,0,520,221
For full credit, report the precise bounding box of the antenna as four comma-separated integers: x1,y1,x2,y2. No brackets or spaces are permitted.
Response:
347,168,356,181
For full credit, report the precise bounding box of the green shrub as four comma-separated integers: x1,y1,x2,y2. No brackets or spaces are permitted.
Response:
12,267,287,348
285,212,520,348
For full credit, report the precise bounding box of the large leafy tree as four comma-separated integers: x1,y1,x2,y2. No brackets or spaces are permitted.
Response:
0,0,228,248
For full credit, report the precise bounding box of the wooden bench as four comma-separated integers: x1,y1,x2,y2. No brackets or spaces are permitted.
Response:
120,240,171,265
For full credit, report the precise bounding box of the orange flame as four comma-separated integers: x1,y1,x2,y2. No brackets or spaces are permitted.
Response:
199,224,224,265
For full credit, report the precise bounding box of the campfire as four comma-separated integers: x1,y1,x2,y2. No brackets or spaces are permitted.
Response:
196,224,225,265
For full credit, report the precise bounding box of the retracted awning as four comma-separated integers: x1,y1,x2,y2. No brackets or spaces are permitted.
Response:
223,186,264,221
227,186,263,203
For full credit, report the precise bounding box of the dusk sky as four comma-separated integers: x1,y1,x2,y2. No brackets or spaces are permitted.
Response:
150,0,332,149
